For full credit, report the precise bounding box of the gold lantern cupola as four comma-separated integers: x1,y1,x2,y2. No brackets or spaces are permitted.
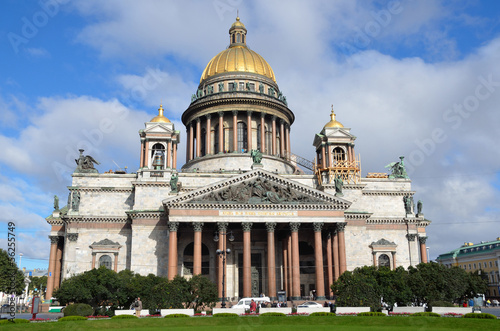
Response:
229,16,247,46
324,106,344,129
150,104,171,123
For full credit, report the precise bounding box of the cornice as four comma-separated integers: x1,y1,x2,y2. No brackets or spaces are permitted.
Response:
66,216,129,223
362,190,415,196
75,187,133,193
127,210,165,219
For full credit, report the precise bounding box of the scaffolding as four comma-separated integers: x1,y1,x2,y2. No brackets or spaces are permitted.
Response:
315,155,361,185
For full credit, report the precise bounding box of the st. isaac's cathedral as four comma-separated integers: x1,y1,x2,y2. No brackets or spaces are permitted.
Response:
46,17,430,302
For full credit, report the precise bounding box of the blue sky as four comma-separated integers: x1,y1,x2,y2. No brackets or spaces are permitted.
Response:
1,0,500,271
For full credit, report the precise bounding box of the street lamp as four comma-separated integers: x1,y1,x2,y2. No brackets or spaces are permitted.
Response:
214,230,234,308
426,247,430,262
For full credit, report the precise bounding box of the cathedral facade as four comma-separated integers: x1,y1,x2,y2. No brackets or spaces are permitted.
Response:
46,18,430,302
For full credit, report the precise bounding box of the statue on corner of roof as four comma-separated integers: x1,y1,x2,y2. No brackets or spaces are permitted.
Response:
53,195,59,211
74,149,100,174
251,149,263,165
170,172,179,193
334,175,343,197
385,156,409,179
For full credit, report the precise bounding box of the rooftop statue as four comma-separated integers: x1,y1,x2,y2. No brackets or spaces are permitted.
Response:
251,149,263,164
53,195,59,211
385,156,409,179
417,200,423,215
170,172,179,193
334,175,344,197
74,149,100,173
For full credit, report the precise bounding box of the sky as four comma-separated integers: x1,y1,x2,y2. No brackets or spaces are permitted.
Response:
1,0,500,271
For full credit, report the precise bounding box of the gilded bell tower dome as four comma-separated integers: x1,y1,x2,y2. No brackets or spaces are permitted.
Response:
181,17,297,174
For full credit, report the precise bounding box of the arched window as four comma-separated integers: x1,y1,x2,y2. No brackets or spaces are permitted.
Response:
232,34,235,44
99,255,112,270
237,122,247,152
151,143,165,169
332,147,345,162
237,33,241,43
378,254,390,268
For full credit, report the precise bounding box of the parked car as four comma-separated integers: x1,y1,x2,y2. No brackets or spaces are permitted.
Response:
297,301,323,308
492,299,499,307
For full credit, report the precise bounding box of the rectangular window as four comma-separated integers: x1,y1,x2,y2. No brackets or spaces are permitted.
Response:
469,264,472,269
249,83,255,91
239,82,245,91
473,263,476,269
490,261,493,267
484,262,487,268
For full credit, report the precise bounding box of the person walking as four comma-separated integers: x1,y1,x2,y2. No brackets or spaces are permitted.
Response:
134,297,142,317
249,299,256,314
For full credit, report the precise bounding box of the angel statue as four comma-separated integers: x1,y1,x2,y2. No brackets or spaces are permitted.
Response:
74,149,100,173
385,156,409,179
251,149,263,165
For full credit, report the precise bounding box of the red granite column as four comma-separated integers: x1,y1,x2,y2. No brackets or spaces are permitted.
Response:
218,112,224,153
279,119,285,157
287,233,293,296
290,223,301,299
196,118,201,157
242,222,253,297
206,114,211,155
168,222,179,279
260,113,266,153
313,222,325,299
266,222,277,300
193,222,204,275
139,139,145,168
45,236,59,300
232,110,238,152
337,223,347,275
188,123,194,161
326,144,331,167
332,229,340,280
247,111,252,151
282,238,289,297
419,236,428,263
144,141,150,168
113,252,119,272
271,116,277,155
167,140,172,168
286,125,291,155
217,222,228,300
321,144,326,168
54,243,63,290
326,232,333,296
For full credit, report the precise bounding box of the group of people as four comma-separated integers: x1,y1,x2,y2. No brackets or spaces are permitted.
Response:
323,301,336,313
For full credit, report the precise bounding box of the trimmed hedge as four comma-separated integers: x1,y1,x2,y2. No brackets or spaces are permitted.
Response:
0,319,30,324
59,316,88,322
412,312,440,317
429,301,454,307
164,314,189,318
213,313,239,317
111,314,139,319
463,313,496,319
309,312,336,317
358,312,385,317
63,303,94,317
260,312,286,317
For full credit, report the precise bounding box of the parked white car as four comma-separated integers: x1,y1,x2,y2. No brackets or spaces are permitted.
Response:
297,301,323,308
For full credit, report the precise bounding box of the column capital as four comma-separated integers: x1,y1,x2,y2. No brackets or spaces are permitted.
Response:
289,222,301,232
193,222,204,232
279,118,285,125
260,112,266,118
247,110,253,116
313,222,324,232
232,110,238,116
217,222,229,232
418,236,428,244
242,222,253,232
168,221,180,232
67,233,79,242
271,115,277,121
265,222,277,233
406,233,417,241
196,117,201,123
218,111,224,117
336,223,346,232
49,235,59,244
205,113,211,120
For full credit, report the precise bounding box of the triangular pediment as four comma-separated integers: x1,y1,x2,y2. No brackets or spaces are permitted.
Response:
163,169,351,210
324,127,354,138
144,123,174,134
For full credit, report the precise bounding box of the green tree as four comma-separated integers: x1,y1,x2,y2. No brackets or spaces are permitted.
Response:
188,274,218,311
0,249,25,295
376,266,412,307
28,276,47,295
332,266,381,310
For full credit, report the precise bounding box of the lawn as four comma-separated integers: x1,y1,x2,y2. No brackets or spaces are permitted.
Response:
1,316,498,331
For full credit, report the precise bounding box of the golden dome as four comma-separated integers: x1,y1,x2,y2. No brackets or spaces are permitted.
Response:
200,17,276,83
324,108,344,129
150,104,171,123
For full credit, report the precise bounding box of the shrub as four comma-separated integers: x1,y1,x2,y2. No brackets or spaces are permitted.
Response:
358,312,385,317
59,316,88,321
213,313,239,317
111,314,138,319
429,301,454,307
309,312,335,316
63,303,94,317
463,313,496,319
0,319,30,324
164,314,189,318
412,312,440,317
260,312,286,317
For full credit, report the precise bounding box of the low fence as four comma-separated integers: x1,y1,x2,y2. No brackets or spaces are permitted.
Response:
431,307,472,315
392,307,425,314
335,307,371,314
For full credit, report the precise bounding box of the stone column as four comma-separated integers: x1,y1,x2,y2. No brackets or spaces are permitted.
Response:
247,111,252,151
271,116,277,155
337,223,347,275
242,222,253,297
188,123,194,162
313,222,325,299
113,252,119,272
326,232,333,296
392,252,397,269
321,143,326,168
193,222,204,275
139,138,145,168
266,222,277,300
173,142,177,169
406,233,417,266
260,113,266,153
290,222,301,300
144,140,150,168
232,110,238,152
206,114,211,155
54,243,63,290
217,222,228,300
167,139,172,168
419,236,428,263
282,238,289,298
279,119,285,156
372,252,377,266
45,235,59,300
332,229,339,280
168,222,179,279
218,111,224,153
286,124,291,156
196,117,201,157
